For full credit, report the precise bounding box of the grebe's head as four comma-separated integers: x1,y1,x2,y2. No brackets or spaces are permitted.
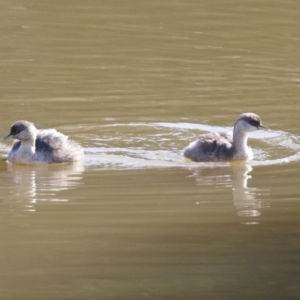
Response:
4,120,37,141
234,113,269,134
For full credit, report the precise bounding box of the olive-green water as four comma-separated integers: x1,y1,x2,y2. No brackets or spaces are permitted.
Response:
1,1,300,299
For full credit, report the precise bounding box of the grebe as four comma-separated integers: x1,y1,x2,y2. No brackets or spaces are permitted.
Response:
184,113,269,162
4,120,84,164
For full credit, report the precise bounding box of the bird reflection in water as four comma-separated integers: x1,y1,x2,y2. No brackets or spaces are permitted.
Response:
190,163,269,224
6,162,84,212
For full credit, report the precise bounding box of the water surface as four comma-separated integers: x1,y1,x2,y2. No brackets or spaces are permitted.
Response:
1,0,300,299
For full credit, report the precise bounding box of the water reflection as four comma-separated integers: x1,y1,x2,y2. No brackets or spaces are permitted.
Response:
190,163,269,224
6,162,84,212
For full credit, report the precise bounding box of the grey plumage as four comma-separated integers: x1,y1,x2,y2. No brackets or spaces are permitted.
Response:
183,113,269,162
184,132,234,162
4,120,84,164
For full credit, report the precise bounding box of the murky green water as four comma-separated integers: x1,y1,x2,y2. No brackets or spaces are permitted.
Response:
1,0,300,299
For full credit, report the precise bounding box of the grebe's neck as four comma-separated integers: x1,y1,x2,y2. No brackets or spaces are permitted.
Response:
20,137,35,148
232,126,252,159
16,137,36,162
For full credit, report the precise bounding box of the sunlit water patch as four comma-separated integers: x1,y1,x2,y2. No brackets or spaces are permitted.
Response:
1,122,296,222
83,122,300,170
81,121,293,224
1,122,299,170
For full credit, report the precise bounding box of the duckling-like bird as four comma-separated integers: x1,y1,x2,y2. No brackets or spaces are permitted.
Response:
4,120,84,164
183,113,269,162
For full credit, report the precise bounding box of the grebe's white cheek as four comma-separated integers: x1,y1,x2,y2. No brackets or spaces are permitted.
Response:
14,132,25,140
13,133,20,140
245,123,259,133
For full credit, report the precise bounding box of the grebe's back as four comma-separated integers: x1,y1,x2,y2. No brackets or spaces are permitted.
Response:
4,120,83,164
184,113,269,162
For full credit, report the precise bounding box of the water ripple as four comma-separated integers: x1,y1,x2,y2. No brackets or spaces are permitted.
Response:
83,122,300,170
